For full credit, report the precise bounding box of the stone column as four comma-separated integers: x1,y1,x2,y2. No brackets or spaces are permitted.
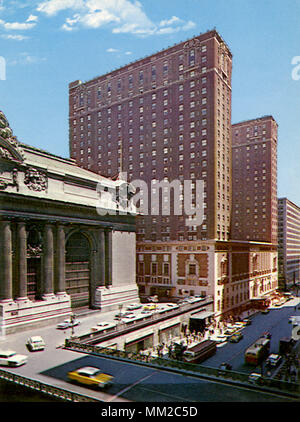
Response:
98,229,105,286
56,224,66,294
16,221,27,300
105,229,112,287
42,223,54,298
0,221,13,302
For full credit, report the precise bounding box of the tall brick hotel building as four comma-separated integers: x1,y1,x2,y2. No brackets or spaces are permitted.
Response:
69,30,278,318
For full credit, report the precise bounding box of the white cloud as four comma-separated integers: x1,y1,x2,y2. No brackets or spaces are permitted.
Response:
159,16,181,27
26,14,39,23
106,48,132,56
155,20,196,35
0,18,37,30
2,34,29,40
36,0,196,36
36,0,84,16
8,52,47,66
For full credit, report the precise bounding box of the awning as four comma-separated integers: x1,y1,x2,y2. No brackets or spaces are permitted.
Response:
190,311,215,320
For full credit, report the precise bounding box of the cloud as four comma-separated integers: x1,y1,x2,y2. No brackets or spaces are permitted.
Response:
155,19,196,35
159,16,181,27
106,48,132,56
8,52,47,66
36,0,196,36
0,18,37,30
36,0,84,16
2,34,29,40
26,14,39,23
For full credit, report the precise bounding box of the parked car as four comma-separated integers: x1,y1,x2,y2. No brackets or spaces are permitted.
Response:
248,372,263,385
67,366,113,389
56,318,80,329
90,322,116,332
224,328,237,336
243,319,252,325
143,304,157,310
214,335,228,344
165,303,179,309
266,353,282,367
233,322,246,328
126,303,142,311
26,336,45,351
229,332,243,343
0,350,28,367
122,315,136,321
262,331,272,339
97,322,114,328
178,298,190,305
114,311,133,319
261,309,270,314
219,362,232,370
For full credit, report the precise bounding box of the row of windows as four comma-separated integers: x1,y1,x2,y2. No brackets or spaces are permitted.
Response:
234,123,267,134
76,63,209,108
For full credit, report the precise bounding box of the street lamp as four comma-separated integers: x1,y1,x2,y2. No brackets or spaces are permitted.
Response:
70,313,76,338
118,304,123,323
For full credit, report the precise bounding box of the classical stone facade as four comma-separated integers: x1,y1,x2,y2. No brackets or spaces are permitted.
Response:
0,111,139,335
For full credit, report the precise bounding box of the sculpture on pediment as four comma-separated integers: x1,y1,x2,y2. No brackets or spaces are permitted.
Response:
0,110,25,162
0,146,14,160
24,167,48,192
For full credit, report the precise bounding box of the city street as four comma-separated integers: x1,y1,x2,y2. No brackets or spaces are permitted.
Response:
202,297,300,375
0,297,299,402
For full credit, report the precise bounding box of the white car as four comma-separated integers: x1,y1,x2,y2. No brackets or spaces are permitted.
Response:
26,336,45,351
90,322,116,332
122,315,137,323
266,353,282,367
213,335,228,344
97,322,116,328
165,303,180,309
0,350,28,367
141,309,153,314
56,319,80,329
233,322,245,328
126,303,142,311
248,373,263,384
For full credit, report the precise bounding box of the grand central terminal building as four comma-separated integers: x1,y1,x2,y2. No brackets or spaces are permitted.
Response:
0,111,139,335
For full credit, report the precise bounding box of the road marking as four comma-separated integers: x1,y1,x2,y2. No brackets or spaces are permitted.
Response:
106,371,157,402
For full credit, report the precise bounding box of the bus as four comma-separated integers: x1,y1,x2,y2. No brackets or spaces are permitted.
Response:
183,340,217,364
245,337,270,365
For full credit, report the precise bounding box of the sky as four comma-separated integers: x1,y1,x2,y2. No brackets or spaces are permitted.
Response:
0,0,300,205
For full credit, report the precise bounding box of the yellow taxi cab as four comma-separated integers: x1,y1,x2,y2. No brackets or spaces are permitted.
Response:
143,304,156,310
67,366,114,389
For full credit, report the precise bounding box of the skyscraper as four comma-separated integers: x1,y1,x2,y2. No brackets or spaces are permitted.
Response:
278,198,300,286
232,116,278,245
69,30,278,317
69,29,232,244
